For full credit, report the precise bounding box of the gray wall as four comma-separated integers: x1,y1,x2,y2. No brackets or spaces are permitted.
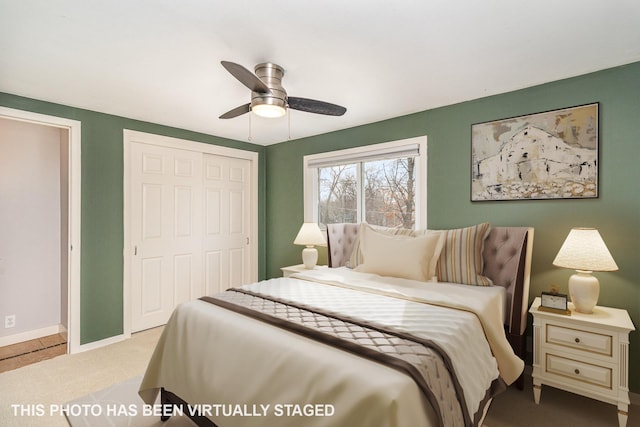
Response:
0,119,63,337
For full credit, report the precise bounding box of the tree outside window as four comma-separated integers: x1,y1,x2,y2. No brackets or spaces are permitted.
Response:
317,157,415,229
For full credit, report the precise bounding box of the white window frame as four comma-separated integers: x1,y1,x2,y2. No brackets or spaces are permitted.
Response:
303,136,427,228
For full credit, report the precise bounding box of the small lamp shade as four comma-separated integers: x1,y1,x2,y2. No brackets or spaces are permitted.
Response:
552,228,618,272
552,228,618,313
294,223,326,247
294,223,326,269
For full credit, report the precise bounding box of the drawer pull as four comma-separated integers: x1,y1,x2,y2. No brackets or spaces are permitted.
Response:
574,369,580,375
574,337,580,343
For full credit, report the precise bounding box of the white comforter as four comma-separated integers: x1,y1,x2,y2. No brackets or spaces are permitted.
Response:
291,268,523,384
139,268,523,427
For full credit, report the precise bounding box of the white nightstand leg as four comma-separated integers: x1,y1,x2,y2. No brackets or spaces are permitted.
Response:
617,404,628,427
529,298,635,427
533,383,541,404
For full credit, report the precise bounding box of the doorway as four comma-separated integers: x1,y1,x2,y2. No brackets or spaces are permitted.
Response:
123,130,258,334
0,107,81,355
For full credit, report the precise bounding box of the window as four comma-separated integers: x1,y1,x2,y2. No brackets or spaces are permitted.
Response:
303,137,427,229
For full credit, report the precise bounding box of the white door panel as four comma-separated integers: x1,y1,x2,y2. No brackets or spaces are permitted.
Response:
203,154,251,294
129,141,253,332
204,250,222,296
141,257,163,315
229,247,246,287
173,253,194,306
205,188,222,234
142,184,162,238
131,142,203,332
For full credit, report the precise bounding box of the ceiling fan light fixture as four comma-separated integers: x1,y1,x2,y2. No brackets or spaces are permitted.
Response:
219,60,346,120
252,103,287,118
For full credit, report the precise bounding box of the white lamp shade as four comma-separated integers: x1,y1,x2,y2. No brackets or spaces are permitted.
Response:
553,228,618,314
293,223,326,247
552,228,618,272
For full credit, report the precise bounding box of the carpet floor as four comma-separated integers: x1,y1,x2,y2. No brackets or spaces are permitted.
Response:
63,369,634,427
0,327,164,427
484,368,633,427
1,326,635,426
65,376,196,427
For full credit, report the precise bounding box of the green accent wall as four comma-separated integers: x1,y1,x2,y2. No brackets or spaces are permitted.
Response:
2,61,638,393
0,92,267,345
265,62,640,392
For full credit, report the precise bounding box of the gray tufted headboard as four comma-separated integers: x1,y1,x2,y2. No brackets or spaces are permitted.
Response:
326,223,534,383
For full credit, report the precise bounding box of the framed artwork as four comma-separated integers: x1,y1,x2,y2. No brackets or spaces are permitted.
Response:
471,103,599,201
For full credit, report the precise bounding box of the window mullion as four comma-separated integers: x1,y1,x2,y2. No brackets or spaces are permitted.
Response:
357,162,364,223
313,168,320,224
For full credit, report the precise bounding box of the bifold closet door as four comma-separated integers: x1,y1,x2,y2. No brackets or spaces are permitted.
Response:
130,142,203,332
203,154,251,295
129,142,253,332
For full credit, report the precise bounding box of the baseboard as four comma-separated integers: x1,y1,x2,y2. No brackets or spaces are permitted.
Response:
0,324,66,347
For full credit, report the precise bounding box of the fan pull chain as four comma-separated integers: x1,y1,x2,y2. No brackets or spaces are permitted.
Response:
248,110,252,142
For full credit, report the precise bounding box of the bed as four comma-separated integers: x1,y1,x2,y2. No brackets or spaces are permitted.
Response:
139,222,533,427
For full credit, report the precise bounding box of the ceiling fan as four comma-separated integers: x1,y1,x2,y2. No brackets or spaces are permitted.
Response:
219,61,347,119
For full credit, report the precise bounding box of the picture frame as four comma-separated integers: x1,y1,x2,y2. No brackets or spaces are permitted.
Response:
471,103,599,201
539,291,571,316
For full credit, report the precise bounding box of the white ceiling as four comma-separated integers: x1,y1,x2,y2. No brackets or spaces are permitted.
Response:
1,1,639,146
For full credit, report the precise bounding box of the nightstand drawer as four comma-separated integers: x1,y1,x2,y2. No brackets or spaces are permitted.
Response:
530,297,635,427
546,324,612,356
546,353,612,389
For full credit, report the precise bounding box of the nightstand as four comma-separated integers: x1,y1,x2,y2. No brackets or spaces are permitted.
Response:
530,297,635,427
280,264,327,277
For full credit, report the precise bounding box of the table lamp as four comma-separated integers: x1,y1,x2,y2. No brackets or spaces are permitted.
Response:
293,222,326,269
552,227,618,313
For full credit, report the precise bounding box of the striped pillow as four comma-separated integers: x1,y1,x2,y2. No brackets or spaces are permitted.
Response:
436,223,494,286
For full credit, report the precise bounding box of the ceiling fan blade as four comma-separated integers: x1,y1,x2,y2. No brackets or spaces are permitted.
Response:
221,61,270,94
288,97,346,116
219,103,251,119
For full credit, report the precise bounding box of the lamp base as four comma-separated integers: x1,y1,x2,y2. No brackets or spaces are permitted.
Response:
301,246,318,269
568,271,599,314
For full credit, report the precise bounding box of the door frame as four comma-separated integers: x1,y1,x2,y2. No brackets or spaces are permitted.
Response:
122,129,259,337
0,106,82,354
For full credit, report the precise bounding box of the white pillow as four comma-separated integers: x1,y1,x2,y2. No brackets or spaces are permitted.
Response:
348,225,428,268
354,224,444,282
